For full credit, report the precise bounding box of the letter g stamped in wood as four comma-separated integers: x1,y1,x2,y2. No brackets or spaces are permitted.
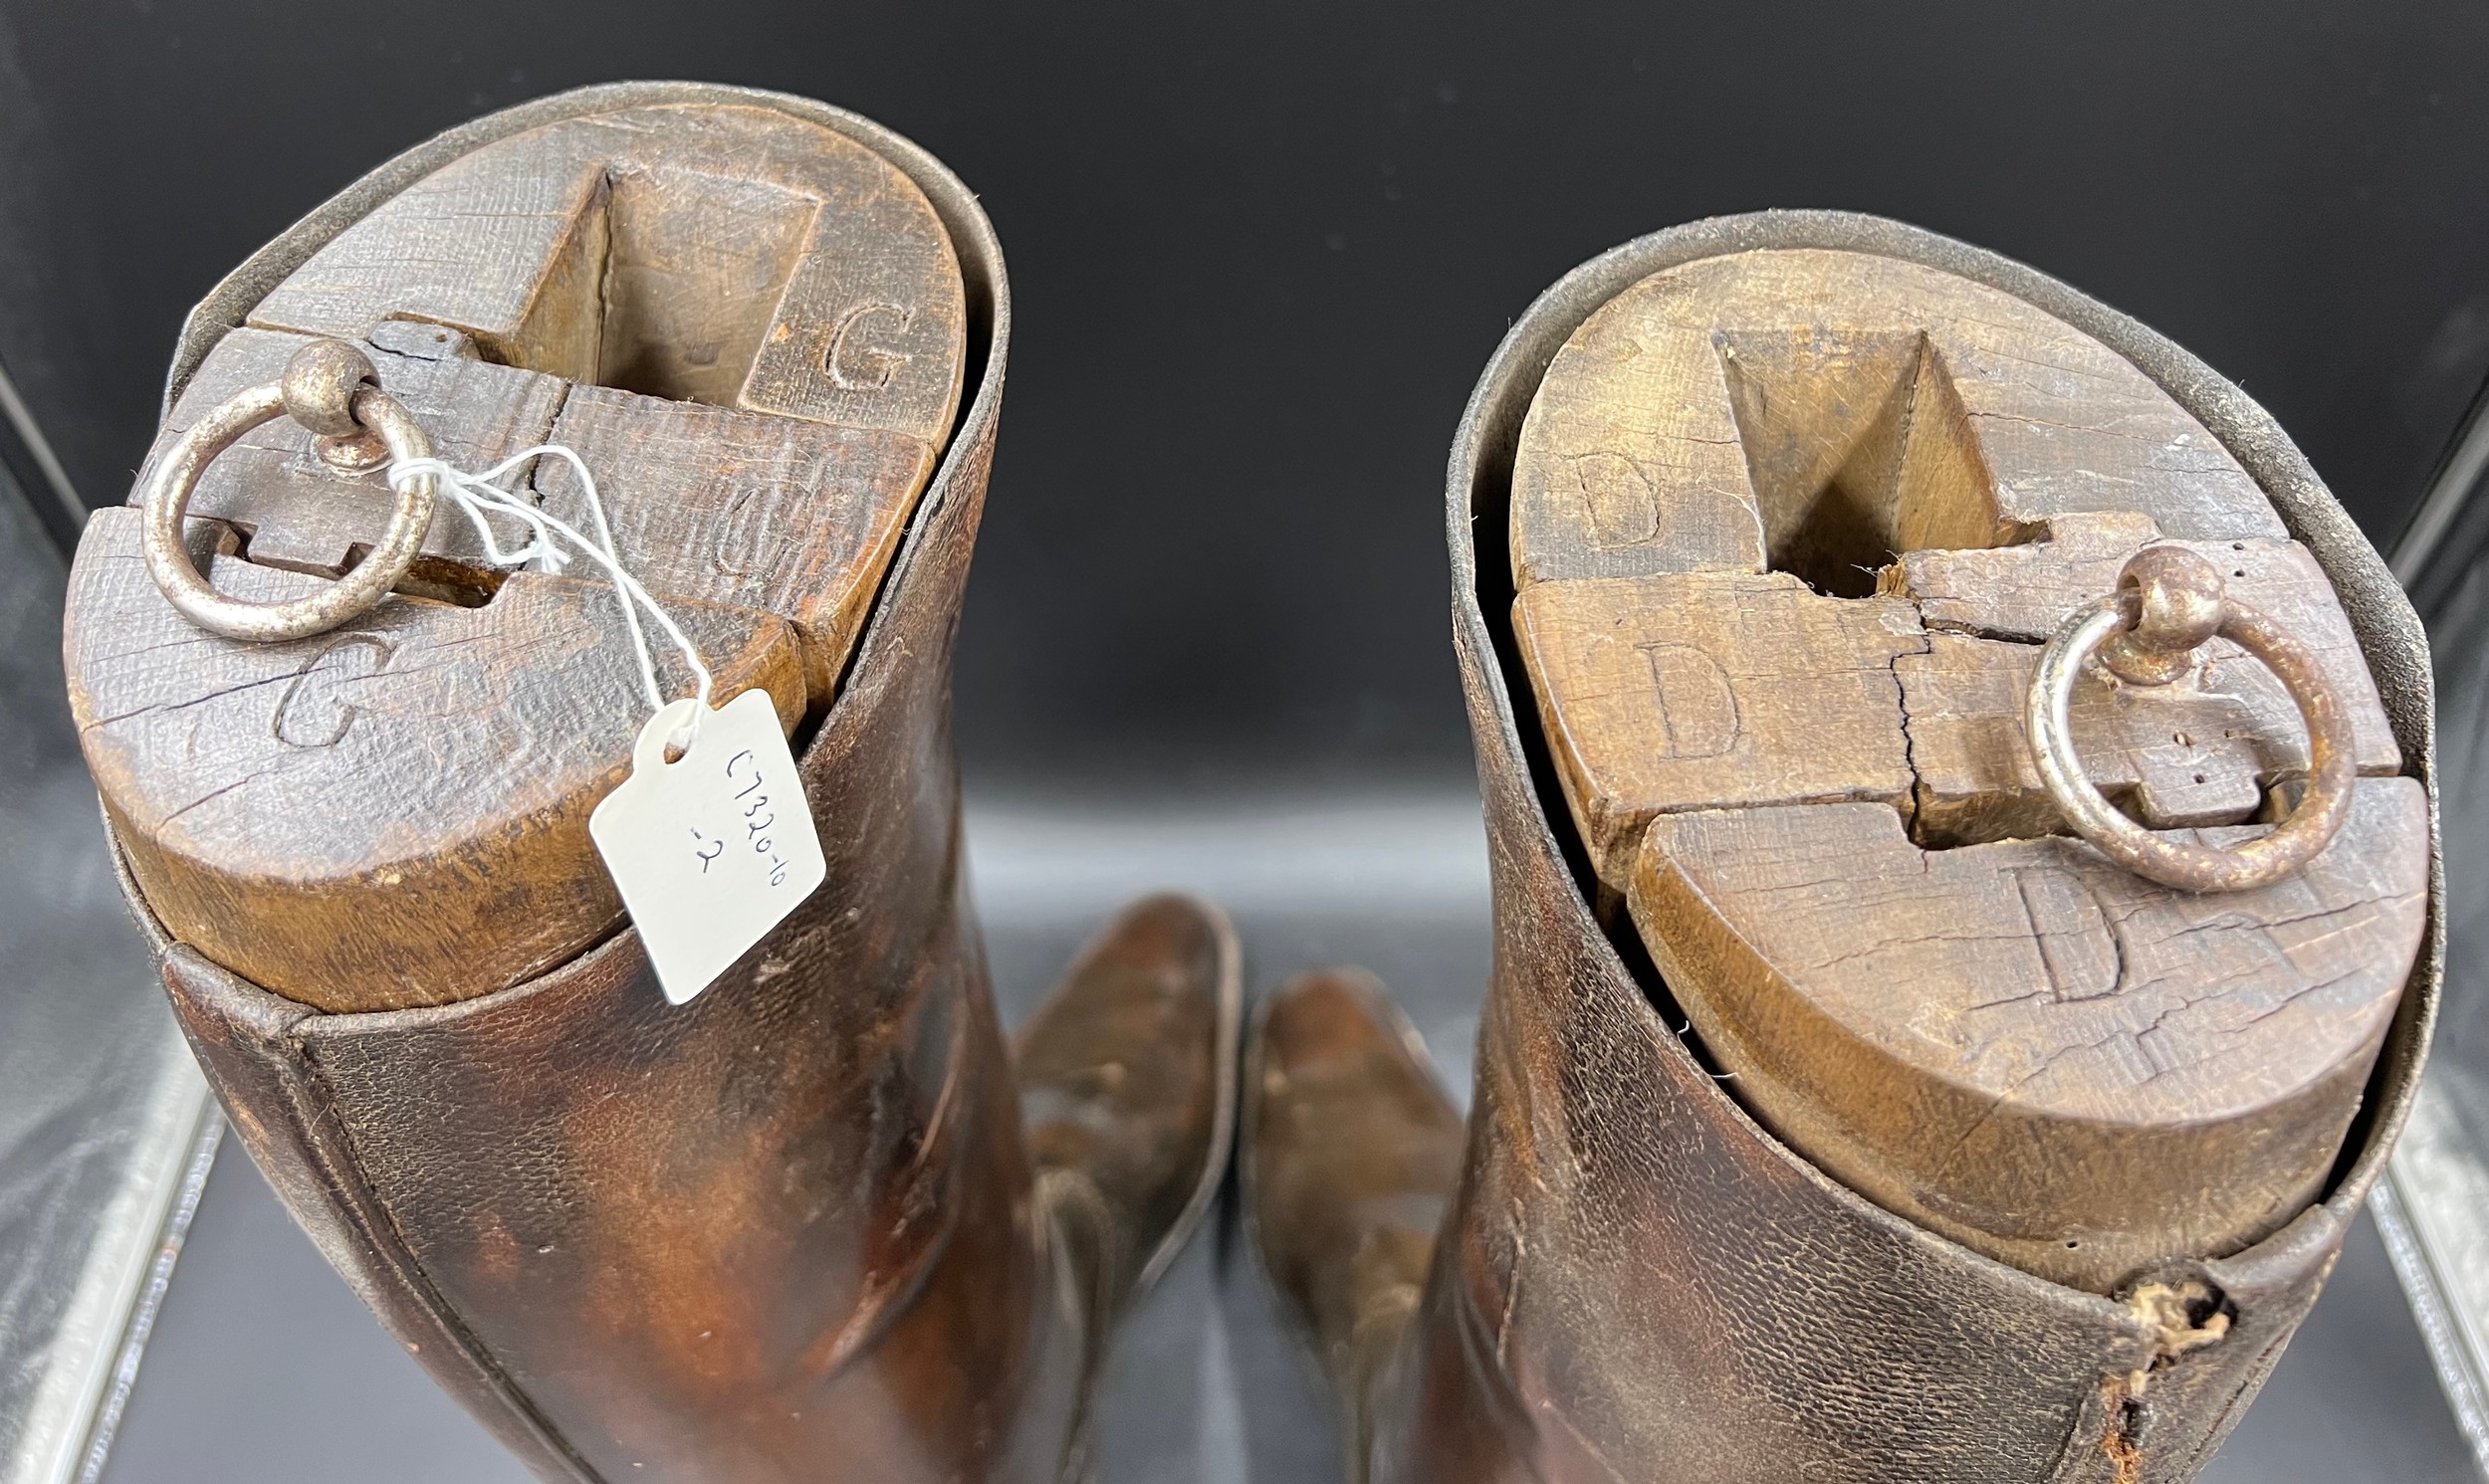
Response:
272,633,395,748
824,302,916,391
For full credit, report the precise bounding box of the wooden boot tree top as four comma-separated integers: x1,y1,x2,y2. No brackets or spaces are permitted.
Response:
65,103,967,1012
1508,248,2427,1292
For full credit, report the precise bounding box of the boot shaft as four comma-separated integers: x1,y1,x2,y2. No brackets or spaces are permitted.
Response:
68,83,1087,1484
1403,209,2440,1484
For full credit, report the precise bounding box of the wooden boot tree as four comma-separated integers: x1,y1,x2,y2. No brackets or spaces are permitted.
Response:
66,103,966,1012
1509,248,2427,1291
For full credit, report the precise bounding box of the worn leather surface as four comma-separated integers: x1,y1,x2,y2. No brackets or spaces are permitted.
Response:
1244,970,1467,1478
109,84,1102,1484
1015,895,1242,1477
1017,895,1241,1311
1383,211,2446,1484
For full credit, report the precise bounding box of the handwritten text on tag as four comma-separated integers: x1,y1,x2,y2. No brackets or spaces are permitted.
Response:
588,689,827,1004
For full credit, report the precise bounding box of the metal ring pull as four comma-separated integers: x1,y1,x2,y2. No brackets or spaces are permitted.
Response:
2026,545,2356,893
140,338,437,642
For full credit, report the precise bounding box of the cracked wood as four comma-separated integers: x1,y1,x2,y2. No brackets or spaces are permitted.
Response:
68,511,803,1008
1508,246,2427,1291
64,102,966,1012
1629,784,2427,1290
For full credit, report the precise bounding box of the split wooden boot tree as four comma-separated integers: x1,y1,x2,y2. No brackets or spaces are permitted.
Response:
62,86,1250,1484
53,86,1223,1484
66,101,965,1011
1510,248,2428,1291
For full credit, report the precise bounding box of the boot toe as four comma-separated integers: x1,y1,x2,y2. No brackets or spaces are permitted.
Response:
1244,969,1464,1410
1016,893,1243,1303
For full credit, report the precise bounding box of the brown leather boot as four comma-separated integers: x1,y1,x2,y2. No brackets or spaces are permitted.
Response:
66,84,1228,1484
1243,970,1462,1480
1249,210,2443,1484
1016,895,1243,1476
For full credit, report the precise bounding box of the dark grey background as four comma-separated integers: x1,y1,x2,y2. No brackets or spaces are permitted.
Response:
6,0,2489,787
4,2,2485,1480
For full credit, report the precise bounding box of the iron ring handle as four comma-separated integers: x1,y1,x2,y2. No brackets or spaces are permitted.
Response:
140,339,436,643
2025,546,2357,893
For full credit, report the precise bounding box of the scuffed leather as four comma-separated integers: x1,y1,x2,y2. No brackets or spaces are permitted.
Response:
1389,210,2444,1484
1016,895,1241,1312
1245,970,1469,1478
114,84,1093,1484
1014,895,1243,1479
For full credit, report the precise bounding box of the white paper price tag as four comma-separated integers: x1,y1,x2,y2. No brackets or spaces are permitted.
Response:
588,689,826,1004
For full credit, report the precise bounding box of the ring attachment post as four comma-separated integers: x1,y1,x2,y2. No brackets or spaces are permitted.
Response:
139,338,437,642
2025,546,2357,892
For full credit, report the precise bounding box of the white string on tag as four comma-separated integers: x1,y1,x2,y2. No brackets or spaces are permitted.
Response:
386,443,824,1006
388,446,712,748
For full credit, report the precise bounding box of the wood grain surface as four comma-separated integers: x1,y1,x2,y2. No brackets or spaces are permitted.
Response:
69,509,804,1009
534,388,935,702
1629,783,2427,1289
250,105,965,445
68,102,967,1011
1509,247,2428,1290
1514,571,1920,886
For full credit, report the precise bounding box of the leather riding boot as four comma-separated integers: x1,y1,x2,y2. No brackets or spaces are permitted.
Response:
1248,210,2443,1484
1016,895,1243,1476
1244,971,1464,1478
64,83,1228,1484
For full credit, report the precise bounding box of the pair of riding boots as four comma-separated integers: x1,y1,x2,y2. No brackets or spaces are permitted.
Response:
63,84,2440,1484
